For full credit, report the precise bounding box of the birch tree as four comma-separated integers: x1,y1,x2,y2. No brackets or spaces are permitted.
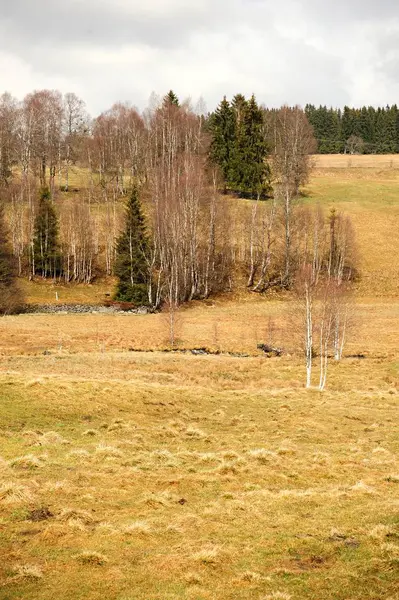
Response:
269,106,316,285
62,93,88,191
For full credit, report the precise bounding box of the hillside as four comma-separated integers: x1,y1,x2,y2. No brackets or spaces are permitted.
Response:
18,154,399,304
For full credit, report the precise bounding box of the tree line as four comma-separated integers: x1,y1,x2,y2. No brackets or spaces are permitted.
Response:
0,90,355,307
305,104,399,154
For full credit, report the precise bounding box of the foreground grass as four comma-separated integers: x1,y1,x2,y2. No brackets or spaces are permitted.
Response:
0,295,397,599
0,351,398,600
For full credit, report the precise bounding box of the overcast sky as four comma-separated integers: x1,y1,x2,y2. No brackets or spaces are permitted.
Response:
1,0,398,116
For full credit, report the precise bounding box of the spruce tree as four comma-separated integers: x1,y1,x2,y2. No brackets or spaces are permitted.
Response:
229,95,270,197
341,106,355,150
386,106,397,153
208,97,235,192
231,94,247,125
375,108,388,153
0,205,23,313
33,187,61,278
163,90,179,107
357,106,373,151
329,108,342,153
114,186,150,305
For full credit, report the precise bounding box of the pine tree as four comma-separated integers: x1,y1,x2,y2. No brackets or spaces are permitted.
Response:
0,204,23,313
114,186,150,305
208,97,235,191
33,187,61,278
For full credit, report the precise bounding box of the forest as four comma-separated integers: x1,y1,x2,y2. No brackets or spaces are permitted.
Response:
305,104,399,154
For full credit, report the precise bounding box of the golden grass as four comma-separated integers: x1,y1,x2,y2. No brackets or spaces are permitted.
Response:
0,335,398,599
0,156,398,598
314,153,399,169
19,278,115,305
0,295,398,358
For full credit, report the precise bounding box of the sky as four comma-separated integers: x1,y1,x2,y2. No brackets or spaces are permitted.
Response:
1,0,399,116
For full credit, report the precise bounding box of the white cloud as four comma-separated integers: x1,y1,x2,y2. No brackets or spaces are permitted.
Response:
0,0,398,114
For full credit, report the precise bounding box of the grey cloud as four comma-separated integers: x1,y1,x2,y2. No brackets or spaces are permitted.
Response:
0,0,397,114
297,0,399,26
0,0,227,51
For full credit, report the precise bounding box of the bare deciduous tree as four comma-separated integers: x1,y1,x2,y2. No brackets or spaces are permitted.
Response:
295,207,356,389
62,93,88,191
268,106,316,285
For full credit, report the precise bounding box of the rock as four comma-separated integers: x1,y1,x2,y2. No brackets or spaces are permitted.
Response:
22,303,153,315
257,343,283,357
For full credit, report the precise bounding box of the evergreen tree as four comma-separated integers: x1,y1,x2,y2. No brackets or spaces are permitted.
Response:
163,90,179,107
330,108,343,153
208,97,235,191
33,187,61,278
341,106,355,150
395,107,399,152
305,105,342,153
375,108,388,153
356,106,373,150
284,103,399,155
386,106,398,153
231,93,247,125
114,186,150,305
229,95,271,197
0,205,23,313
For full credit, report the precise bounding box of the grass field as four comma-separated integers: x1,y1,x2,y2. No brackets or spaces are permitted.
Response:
0,349,398,599
1,155,398,599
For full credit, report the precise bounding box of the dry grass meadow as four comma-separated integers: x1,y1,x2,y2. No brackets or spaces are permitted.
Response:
0,155,398,599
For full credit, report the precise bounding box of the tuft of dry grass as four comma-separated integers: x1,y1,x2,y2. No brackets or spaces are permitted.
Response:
12,564,44,581
122,520,152,535
0,482,33,504
184,572,203,585
185,425,208,439
73,551,108,566
10,454,44,469
236,570,267,582
192,545,221,565
40,431,70,445
57,508,96,526
248,448,280,464
143,490,180,507
82,429,98,436
94,444,124,458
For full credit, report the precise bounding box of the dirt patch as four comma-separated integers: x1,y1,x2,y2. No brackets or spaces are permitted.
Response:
27,507,53,522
